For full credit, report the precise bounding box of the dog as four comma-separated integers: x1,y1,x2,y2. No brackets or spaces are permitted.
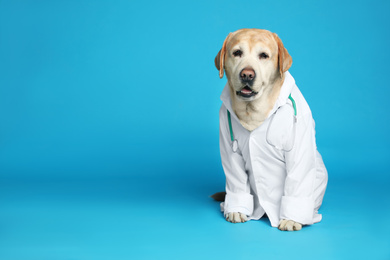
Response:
213,29,328,231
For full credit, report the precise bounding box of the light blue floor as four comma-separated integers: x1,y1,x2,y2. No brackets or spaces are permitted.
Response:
1,167,389,260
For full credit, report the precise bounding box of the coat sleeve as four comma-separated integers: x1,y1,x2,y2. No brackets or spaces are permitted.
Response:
219,106,254,217
280,112,317,225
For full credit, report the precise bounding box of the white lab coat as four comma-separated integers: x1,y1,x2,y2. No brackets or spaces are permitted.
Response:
219,72,328,227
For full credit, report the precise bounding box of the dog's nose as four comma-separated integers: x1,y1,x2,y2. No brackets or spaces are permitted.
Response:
240,68,255,82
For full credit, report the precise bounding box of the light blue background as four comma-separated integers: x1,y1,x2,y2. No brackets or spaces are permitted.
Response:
1,0,389,259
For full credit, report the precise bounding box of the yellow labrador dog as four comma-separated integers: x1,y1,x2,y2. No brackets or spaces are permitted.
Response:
214,29,328,231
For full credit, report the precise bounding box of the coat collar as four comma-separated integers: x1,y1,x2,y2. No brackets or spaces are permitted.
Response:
220,71,296,120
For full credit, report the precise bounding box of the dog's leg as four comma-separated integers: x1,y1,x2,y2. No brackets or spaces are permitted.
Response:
225,212,248,223
278,219,302,231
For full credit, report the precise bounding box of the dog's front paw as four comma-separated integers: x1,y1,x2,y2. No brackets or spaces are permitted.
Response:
225,212,248,223
278,219,302,231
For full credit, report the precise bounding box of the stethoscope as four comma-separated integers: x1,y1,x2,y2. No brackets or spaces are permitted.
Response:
228,94,297,153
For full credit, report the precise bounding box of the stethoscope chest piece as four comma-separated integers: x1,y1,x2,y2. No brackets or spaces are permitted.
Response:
232,139,238,153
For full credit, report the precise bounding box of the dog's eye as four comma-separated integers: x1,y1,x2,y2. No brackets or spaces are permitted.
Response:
233,50,243,57
259,52,269,59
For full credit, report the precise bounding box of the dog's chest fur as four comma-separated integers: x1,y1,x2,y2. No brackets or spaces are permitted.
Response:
232,98,269,131
230,83,282,132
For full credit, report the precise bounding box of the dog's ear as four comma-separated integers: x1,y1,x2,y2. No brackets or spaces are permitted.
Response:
273,33,292,77
214,33,232,79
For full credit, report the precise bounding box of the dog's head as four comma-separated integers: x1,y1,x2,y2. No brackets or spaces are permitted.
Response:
215,29,292,101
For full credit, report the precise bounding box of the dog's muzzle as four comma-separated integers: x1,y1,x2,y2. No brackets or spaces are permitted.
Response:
237,67,257,98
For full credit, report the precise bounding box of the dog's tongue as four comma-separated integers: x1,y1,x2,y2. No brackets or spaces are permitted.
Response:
241,87,252,94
